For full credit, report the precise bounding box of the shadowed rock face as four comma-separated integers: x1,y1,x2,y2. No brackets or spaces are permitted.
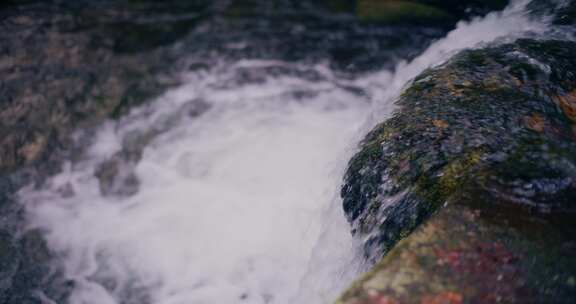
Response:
529,0,576,25
337,204,576,303
339,38,576,302
0,3,215,298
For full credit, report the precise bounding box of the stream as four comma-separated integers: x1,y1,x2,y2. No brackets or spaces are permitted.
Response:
14,0,553,303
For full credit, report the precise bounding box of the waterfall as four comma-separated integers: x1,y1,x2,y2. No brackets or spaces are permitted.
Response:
18,1,552,303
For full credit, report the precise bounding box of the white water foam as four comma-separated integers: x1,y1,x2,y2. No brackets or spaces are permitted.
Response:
19,1,549,303
22,61,371,304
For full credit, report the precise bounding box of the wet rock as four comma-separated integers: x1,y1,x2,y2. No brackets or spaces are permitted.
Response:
0,1,194,175
0,4,453,301
0,230,18,298
208,0,448,72
0,226,73,304
337,203,576,303
0,1,204,301
95,156,141,198
529,0,576,25
339,38,576,302
2,229,73,304
559,2,576,25
0,0,451,177
341,38,576,269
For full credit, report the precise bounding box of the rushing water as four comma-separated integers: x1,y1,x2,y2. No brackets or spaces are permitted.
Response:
18,1,551,303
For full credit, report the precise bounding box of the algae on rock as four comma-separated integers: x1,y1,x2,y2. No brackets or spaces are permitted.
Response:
337,203,576,303
339,39,576,301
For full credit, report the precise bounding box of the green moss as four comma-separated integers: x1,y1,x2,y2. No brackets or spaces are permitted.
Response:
557,2,576,25
340,37,576,304
363,122,397,144
357,0,455,25
401,77,437,98
462,49,488,67
348,142,383,173
438,149,485,196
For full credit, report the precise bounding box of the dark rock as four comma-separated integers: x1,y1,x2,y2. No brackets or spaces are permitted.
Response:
342,39,576,260
0,1,200,301
0,4,180,175
337,203,576,303
529,0,576,25
0,231,18,300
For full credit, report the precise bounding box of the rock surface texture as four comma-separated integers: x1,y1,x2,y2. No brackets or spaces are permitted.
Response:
0,1,205,302
338,32,576,304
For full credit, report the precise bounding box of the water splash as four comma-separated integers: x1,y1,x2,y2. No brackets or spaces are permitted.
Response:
21,61,371,304
18,0,552,303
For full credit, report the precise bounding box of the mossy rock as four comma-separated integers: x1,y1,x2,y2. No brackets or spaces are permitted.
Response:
337,203,576,303
341,39,576,261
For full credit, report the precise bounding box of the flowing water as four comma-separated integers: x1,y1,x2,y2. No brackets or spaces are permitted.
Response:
17,1,552,303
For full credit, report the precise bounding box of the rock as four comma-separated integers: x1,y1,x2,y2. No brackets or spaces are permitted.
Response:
0,2,456,300
3,229,73,303
342,39,576,258
0,1,189,175
0,230,18,299
336,203,576,303
339,38,576,301
529,0,576,25
0,1,201,301
558,2,576,25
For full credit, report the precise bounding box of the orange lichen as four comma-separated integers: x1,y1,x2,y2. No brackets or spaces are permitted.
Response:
553,91,576,123
366,290,399,304
432,119,449,129
421,291,463,304
524,113,546,133
511,75,523,87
